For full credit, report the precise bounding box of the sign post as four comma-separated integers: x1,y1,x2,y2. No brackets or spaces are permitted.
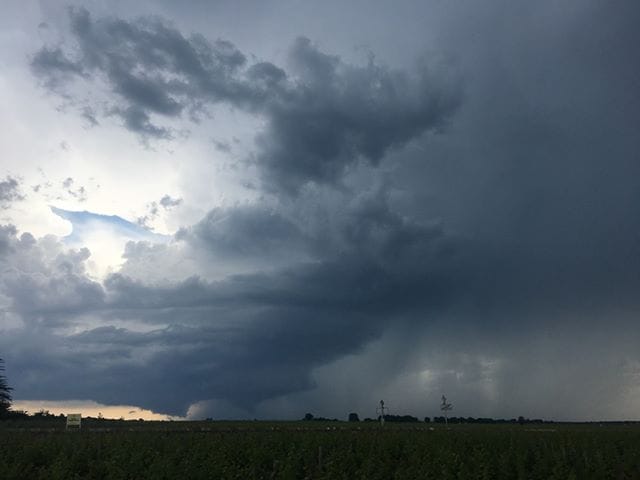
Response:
376,400,387,426
66,413,82,430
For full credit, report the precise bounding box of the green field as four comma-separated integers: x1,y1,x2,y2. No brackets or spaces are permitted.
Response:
2,421,640,479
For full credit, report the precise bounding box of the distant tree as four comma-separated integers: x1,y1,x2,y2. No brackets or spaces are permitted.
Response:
303,413,314,421
0,358,12,417
348,412,360,422
382,414,419,423
424,417,431,423
5,410,28,419
518,416,526,425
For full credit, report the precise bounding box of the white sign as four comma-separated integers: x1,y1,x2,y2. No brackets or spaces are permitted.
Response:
66,413,82,429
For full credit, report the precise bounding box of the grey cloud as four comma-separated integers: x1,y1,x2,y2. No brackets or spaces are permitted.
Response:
0,177,25,209
0,225,18,255
113,72,183,117
246,62,287,85
186,205,307,259
255,37,461,193
137,194,182,227
72,187,87,201
81,106,99,126
60,177,88,202
262,321,640,423
31,6,254,137
159,194,181,209
152,185,453,277
112,106,173,140
30,47,85,89
98,191,456,414
3,323,316,415
31,8,461,192
0,226,104,323
211,139,231,153
1,184,456,415
84,248,450,414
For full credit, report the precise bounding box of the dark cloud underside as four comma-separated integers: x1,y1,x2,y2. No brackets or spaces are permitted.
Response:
3,1,639,420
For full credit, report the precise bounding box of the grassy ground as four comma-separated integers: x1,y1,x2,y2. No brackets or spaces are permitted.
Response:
2,420,640,479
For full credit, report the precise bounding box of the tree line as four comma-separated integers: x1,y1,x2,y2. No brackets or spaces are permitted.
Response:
303,412,550,424
0,358,13,418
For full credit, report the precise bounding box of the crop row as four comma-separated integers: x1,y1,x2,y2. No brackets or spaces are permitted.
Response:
1,426,639,479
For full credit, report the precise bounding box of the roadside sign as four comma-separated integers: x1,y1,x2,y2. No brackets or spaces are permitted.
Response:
66,413,82,430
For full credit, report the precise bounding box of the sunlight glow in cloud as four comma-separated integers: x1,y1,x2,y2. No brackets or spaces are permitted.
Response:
51,206,169,278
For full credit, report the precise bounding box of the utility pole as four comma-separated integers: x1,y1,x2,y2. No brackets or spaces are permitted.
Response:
376,400,387,426
440,395,453,425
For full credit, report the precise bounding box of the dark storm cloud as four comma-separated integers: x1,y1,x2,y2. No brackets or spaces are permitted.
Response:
392,0,640,311
30,47,85,89
100,243,452,415
31,7,460,192
256,37,461,193
12,0,640,420
112,106,173,139
1,185,458,415
4,323,319,415
0,176,25,209
31,7,254,133
184,205,307,259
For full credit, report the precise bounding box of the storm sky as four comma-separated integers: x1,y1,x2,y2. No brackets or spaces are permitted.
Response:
1,0,639,421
